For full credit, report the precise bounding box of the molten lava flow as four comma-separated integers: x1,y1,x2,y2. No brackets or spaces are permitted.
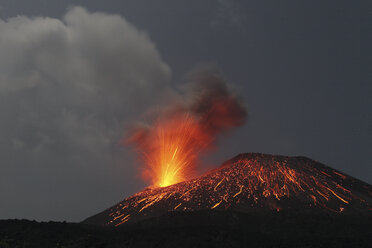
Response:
141,114,212,187
97,153,372,227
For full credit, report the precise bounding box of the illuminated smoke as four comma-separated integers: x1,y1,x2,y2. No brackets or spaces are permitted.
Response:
126,71,247,187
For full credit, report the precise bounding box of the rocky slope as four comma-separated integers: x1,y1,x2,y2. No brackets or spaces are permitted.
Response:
83,153,372,226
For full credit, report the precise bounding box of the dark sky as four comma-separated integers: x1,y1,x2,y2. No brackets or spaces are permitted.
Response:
0,0,370,222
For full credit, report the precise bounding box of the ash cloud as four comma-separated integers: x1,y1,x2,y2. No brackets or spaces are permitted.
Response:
0,7,170,221
127,67,248,143
186,70,248,135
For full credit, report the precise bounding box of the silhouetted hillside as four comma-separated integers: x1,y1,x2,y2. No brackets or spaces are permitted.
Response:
1,211,372,247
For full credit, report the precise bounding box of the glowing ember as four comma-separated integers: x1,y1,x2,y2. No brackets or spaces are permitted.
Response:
130,114,212,187
83,153,372,227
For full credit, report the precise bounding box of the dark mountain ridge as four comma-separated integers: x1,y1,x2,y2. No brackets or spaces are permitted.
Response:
2,208,372,248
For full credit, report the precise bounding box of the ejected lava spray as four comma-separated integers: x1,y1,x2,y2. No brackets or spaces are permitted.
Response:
126,72,247,187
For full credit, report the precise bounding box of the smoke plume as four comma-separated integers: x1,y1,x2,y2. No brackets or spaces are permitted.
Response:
0,6,171,220
126,69,248,186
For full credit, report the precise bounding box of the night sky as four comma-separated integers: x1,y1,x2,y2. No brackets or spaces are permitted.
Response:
0,0,370,222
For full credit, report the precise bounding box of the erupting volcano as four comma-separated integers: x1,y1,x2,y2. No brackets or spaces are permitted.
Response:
84,73,372,227
79,70,372,230
84,153,372,227
126,73,247,187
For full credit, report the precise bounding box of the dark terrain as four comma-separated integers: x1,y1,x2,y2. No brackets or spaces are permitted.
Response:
1,210,372,247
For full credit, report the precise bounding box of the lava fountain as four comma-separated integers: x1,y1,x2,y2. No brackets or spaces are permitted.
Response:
126,73,247,187
127,114,212,187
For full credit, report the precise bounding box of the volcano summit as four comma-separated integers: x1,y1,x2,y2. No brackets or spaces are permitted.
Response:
84,153,372,226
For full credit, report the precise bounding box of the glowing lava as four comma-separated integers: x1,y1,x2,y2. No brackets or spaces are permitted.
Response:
137,114,212,187
126,75,247,188
83,153,372,227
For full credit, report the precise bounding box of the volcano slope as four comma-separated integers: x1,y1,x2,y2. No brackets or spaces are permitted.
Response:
84,153,372,227
1,153,372,248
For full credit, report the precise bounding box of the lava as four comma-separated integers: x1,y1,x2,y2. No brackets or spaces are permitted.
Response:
127,114,212,187
126,75,247,187
83,153,372,227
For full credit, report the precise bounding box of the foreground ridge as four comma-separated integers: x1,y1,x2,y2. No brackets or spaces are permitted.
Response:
84,153,372,226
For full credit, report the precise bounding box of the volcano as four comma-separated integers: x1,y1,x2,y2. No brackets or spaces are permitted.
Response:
84,153,372,227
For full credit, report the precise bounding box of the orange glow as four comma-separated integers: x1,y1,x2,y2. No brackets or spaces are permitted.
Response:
106,154,372,227
126,77,247,188
128,114,213,187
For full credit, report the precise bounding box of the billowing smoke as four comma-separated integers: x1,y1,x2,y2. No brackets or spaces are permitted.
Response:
0,6,171,221
126,69,247,187
188,71,247,135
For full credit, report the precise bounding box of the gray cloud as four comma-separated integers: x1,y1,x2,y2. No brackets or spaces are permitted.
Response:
210,0,246,29
0,6,170,221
